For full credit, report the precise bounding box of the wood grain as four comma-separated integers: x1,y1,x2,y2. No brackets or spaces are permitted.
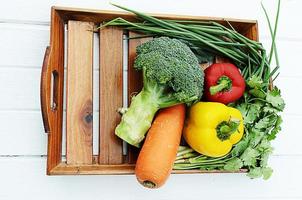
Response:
99,27,123,164
40,46,51,133
49,161,247,175
54,6,256,34
51,163,135,175
244,23,259,41
127,32,152,164
46,8,65,174
66,20,93,165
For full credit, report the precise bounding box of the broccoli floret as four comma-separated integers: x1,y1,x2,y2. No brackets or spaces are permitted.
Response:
115,37,204,147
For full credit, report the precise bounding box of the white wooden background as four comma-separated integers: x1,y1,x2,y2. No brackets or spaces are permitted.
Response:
0,0,301,199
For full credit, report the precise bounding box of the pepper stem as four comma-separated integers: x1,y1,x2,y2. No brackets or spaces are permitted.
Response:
209,76,232,95
216,118,240,141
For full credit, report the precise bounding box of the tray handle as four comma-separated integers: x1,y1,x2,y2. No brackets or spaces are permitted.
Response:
40,46,56,134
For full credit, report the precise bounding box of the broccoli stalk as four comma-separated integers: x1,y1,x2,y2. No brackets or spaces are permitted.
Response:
116,72,180,147
115,37,204,147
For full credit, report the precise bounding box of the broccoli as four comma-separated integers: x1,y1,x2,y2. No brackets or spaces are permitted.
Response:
115,37,204,147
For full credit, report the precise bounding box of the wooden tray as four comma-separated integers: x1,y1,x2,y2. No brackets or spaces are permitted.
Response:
40,6,258,175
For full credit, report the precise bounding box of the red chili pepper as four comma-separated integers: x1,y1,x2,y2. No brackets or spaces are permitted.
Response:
204,63,245,104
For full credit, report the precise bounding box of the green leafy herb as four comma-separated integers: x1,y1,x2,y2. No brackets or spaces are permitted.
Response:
249,128,265,147
237,103,261,124
260,151,270,168
241,147,260,167
224,158,243,171
247,167,263,179
263,105,280,114
268,115,282,140
231,137,249,157
247,167,273,180
247,75,263,89
254,116,271,130
262,167,273,180
266,87,285,110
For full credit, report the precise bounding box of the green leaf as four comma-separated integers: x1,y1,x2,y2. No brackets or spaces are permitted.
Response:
247,166,272,180
241,147,260,167
247,167,262,179
236,103,261,124
263,104,280,114
267,115,282,140
254,116,271,130
224,158,243,171
247,104,262,123
249,88,266,99
246,75,267,99
257,138,273,154
262,167,273,180
247,75,263,89
249,128,265,147
260,151,270,167
266,87,285,110
231,136,249,157
254,115,276,131
236,103,248,119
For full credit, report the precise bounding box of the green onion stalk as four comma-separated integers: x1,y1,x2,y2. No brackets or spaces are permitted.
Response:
174,146,232,170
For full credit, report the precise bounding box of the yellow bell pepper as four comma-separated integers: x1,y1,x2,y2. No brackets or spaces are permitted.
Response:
184,102,244,157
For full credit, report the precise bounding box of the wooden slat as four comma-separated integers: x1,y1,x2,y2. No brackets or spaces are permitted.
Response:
54,6,257,34
244,23,259,41
49,161,247,175
127,32,153,164
46,9,65,174
51,163,135,175
66,21,93,165
99,27,123,164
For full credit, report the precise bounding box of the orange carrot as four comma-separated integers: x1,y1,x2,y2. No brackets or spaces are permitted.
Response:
135,104,186,189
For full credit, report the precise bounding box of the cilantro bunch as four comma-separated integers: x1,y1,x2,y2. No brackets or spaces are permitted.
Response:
226,75,285,179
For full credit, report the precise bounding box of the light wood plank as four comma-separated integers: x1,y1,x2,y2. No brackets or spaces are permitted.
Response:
66,21,93,164
99,27,123,164
50,161,246,175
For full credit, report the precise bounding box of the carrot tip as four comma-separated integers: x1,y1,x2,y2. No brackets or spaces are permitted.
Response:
142,180,157,189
